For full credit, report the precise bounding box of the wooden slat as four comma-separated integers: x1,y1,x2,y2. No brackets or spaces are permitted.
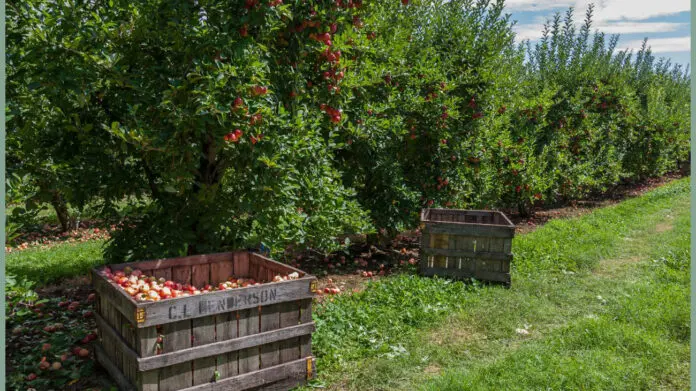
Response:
94,312,140,365
210,260,234,285
138,277,315,328
431,234,448,268
215,311,238,380
250,253,307,277
250,376,306,391
136,326,159,391
192,263,211,288
238,307,260,374
279,302,301,363
108,300,125,375
234,252,250,279
490,238,505,253
154,267,172,282
420,232,431,271
248,256,261,282
421,267,511,284
138,370,159,391
92,269,138,325
95,344,137,391
182,357,313,391
121,314,138,385
136,322,314,372
192,316,217,386
421,248,512,260
299,299,312,358
425,223,514,237
136,326,158,357
421,209,513,225
108,252,236,273
259,304,281,369
476,236,490,253
158,320,193,391
173,265,193,286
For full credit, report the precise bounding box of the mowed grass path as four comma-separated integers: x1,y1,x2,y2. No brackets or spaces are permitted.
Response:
306,178,690,391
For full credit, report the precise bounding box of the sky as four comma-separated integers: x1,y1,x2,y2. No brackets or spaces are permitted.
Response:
504,0,691,70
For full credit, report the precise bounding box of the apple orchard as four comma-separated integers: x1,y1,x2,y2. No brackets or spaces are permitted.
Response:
7,1,690,259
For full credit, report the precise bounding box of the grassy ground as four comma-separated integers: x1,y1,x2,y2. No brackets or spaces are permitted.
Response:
6,240,106,284
304,178,690,390
5,178,689,390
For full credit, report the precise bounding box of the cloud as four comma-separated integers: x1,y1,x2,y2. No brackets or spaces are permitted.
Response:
504,0,574,12
508,0,689,47
620,36,690,53
595,21,687,34
512,25,545,41
514,21,687,41
505,0,689,21
587,0,689,22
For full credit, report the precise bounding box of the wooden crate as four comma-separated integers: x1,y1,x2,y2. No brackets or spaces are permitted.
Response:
91,251,318,391
420,209,515,286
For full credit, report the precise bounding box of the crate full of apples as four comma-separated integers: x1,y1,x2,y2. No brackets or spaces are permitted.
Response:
91,251,317,391
100,265,301,302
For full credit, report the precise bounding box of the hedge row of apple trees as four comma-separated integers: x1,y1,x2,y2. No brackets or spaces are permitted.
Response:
7,0,689,261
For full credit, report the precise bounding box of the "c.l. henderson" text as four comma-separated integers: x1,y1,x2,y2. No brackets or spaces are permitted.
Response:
167,288,278,320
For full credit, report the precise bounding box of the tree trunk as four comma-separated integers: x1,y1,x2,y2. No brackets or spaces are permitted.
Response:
188,135,221,255
50,191,74,232
517,200,532,218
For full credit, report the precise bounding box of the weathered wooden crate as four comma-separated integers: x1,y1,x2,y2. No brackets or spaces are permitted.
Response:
420,209,515,286
91,251,318,391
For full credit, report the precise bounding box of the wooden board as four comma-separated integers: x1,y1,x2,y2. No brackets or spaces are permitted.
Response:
234,252,250,279
421,247,512,260
183,357,313,391
136,277,315,328
192,316,217,386
215,311,238,380
238,306,260,374
424,223,514,237
108,252,236,274
299,299,312,358
279,302,301,363
421,267,511,284
259,304,281,369
95,344,136,391
136,322,314,372
158,320,193,391
92,269,138,325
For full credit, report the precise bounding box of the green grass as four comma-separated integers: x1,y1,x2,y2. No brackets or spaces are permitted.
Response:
4,178,689,389
304,177,690,390
421,208,690,391
6,240,106,284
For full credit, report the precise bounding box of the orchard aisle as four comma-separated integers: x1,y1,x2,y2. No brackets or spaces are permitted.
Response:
306,178,690,391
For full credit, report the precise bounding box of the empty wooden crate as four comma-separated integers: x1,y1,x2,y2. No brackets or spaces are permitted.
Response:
91,251,318,391
420,209,515,286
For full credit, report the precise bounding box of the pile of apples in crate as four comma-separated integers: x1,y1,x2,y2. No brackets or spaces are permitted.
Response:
100,266,300,302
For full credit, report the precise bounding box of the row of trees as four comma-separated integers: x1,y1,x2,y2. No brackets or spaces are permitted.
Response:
7,0,690,261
